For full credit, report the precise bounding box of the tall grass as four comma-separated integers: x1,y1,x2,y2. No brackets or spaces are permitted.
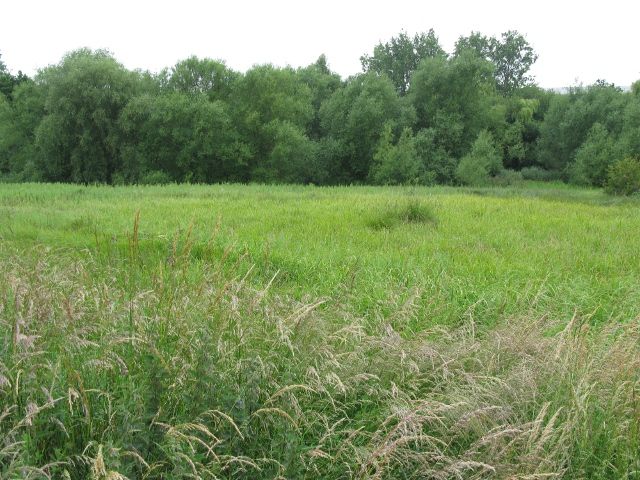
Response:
365,197,437,230
1,223,638,478
2,182,640,330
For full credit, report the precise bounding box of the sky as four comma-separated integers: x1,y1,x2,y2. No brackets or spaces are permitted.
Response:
1,0,638,89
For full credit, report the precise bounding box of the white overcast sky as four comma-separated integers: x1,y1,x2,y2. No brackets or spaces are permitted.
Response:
1,0,638,88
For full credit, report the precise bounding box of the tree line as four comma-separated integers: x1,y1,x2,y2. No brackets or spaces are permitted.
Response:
1,30,639,189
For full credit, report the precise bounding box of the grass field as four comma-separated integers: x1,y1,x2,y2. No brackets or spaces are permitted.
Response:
1,182,639,479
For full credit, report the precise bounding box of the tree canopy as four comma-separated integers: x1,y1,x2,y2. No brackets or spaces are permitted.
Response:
360,29,446,96
0,32,637,190
455,31,538,94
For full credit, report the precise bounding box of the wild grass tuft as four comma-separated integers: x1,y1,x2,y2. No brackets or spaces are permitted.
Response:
366,197,437,230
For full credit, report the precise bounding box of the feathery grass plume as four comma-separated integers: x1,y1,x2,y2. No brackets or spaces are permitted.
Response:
0,218,638,478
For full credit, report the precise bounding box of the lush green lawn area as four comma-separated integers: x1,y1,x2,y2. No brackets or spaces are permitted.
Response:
1,182,639,329
1,182,639,479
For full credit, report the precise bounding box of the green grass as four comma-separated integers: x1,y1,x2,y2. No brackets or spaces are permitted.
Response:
0,182,639,478
1,182,638,328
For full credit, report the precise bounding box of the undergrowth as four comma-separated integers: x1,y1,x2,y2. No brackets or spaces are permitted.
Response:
0,223,638,479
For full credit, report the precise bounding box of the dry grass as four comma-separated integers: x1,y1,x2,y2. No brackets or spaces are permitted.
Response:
1,228,638,479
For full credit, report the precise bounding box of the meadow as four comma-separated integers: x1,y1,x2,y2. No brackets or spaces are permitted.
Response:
0,182,639,479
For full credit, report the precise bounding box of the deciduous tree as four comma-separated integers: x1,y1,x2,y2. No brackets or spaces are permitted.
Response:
369,124,422,185
34,49,141,182
118,93,248,183
361,30,446,95
320,72,410,182
455,31,538,95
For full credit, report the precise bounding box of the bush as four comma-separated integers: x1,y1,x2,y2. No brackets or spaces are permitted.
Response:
368,125,424,185
456,155,489,186
111,171,127,186
254,120,318,184
492,169,524,186
414,128,458,185
569,123,618,186
520,166,560,182
605,157,640,195
139,170,172,185
455,130,503,186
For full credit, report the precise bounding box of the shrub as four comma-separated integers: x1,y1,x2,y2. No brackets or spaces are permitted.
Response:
492,169,524,186
369,125,424,185
414,128,457,185
520,166,561,182
254,120,318,184
569,123,618,186
455,130,502,186
604,157,640,195
456,155,489,186
111,171,127,185
139,170,172,185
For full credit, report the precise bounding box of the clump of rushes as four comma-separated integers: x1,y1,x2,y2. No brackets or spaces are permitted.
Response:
0,226,638,479
367,197,437,230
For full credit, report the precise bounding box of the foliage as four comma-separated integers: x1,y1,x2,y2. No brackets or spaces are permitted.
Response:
537,83,627,173
520,166,561,181
139,169,172,185
409,52,501,160
320,72,409,182
0,81,44,180
491,31,539,95
454,30,538,95
455,130,503,185
232,64,314,175
618,93,640,157
297,54,343,140
33,49,141,183
456,155,488,186
368,125,423,185
414,128,458,184
604,157,640,195
0,96,11,173
253,120,318,183
161,56,238,101
500,96,542,169
0,51,29,99
453,31,493,58
491,168,524,186
360,29,446,95
569,123,618,186
118,93,248,183
502,121,526,167
0,36,638,189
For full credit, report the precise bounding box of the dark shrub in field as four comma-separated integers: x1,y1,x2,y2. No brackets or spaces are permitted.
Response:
139,170,172,185
455,130,503,186
491,169,524,186
520,166,561,181
605,157,640,196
